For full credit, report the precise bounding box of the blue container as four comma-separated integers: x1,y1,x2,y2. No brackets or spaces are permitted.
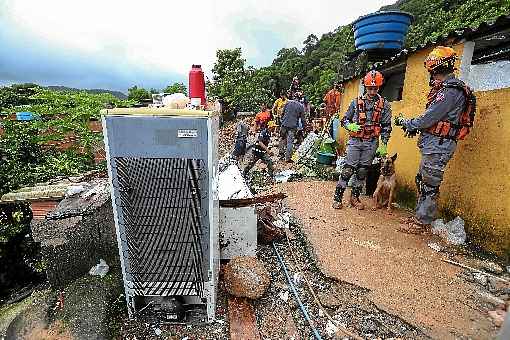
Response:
16,111,39,121
353,11,413,51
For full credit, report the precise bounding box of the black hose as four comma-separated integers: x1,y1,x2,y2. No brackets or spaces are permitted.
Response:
272,242,323,340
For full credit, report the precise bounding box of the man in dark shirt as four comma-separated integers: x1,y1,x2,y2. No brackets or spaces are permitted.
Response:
243,121,274,178
279,99,306,162
395,46,473,232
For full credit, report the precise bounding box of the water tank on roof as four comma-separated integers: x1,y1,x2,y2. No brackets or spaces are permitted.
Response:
353,11,413,51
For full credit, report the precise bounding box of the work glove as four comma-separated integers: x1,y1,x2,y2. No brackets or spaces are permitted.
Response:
376,143,387,156
394,113,406,127
345,122,361,132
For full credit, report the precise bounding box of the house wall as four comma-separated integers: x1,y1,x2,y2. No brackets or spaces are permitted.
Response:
340,42,510,257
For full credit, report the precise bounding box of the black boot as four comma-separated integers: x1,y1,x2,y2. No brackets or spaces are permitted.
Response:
332,186,344,209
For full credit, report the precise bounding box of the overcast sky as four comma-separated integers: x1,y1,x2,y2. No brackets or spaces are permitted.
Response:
0,0,395,93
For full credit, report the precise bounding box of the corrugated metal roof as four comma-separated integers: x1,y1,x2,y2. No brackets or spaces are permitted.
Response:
342,14,510,82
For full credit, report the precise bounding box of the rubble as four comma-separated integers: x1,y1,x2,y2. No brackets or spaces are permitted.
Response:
223,256,270,299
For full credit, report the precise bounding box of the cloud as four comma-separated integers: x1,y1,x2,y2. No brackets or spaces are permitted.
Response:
0,0,395,91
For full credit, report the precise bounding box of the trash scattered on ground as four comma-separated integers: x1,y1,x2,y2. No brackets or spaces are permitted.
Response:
275,170,298,183
295,132,320,160
218,161,253,200
325,320,339,336
65,184,86,197
431,216,467,245
153,327,162,336
274,212,292,229
428,242,443,252
89,259,109,278
279,290,289,302
473,272,488,286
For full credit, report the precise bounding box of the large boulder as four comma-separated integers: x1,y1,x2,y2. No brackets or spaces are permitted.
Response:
31,179,119,289
224,256,270,299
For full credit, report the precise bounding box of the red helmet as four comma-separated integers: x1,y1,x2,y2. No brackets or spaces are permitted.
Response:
363,70,384,87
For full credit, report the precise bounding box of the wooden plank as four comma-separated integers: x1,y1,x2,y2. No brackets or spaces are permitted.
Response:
228,296,260,340
220,193,287,208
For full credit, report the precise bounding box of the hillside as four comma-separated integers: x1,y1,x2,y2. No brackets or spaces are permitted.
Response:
207,0,510,111
45,86,128,100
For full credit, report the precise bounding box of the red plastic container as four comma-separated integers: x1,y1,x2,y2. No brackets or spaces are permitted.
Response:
188,64,206,106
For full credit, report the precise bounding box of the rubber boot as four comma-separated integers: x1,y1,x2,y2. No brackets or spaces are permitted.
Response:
350,186,365,210
332,186,344,209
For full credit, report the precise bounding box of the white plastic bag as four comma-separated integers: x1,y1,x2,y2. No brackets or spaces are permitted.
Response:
89,259,109,278
432,216,466,245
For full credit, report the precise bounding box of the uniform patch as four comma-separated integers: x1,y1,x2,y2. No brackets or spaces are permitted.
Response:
435,92,446,102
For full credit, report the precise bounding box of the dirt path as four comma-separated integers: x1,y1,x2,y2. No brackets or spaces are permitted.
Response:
277,180,497,339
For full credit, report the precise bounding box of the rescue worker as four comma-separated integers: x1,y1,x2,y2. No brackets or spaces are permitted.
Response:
271,91,288,124
395,46,475,232
243,116,274,178
254,104,271,130
323,82,343,120
332,70,392,210
279,98,306,163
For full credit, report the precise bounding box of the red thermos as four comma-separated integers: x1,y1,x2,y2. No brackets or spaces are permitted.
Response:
188,65,206,106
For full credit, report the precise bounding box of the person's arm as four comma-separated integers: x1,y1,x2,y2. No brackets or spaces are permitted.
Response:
298,103,307,126
380,100,392,145
340,100,356,128
404,88,459,131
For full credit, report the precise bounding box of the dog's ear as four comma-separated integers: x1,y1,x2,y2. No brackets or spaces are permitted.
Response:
391,153,398,162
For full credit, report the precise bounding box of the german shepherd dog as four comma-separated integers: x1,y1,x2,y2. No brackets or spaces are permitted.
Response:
372,154,397,212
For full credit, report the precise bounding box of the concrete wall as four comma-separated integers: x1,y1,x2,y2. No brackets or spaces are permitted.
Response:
340,43,510,257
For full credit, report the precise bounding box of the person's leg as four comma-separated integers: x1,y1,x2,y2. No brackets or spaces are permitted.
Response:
285,128,296,161
243,154,259,177
260,153,274,177
333,139,361,209
350,139,377,209
414,151,453,225
278,127,288,159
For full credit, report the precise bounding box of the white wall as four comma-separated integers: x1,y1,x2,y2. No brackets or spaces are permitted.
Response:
468,60,510,91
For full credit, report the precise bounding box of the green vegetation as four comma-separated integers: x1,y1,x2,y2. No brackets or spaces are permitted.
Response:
0,84,132,296
206,0,510,114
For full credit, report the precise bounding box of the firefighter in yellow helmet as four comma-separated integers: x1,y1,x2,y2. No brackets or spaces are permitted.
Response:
395,46,476,233
332,70,393,210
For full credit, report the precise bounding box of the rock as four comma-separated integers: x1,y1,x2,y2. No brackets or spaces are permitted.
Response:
483,261,504,275
473,272,488,286
477,291,506,308
223,257,270,299
488,309,506,327
360,317,379,334
5,289,53,340
317,291,342,308
31,179,119,289
487,277,510,294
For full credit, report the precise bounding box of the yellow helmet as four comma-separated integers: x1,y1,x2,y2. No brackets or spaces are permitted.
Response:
424,46,457,73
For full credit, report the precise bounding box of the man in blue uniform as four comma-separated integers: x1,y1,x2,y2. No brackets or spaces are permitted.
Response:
395,46,476,232
332,70,392,210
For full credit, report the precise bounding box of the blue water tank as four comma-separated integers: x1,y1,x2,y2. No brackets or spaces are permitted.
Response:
353,11,413,51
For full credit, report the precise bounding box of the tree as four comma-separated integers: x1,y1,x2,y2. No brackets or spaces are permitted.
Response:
207,48,272,115
164,82,187,95
127,86,150,102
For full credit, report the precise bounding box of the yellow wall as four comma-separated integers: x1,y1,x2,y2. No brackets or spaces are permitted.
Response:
340,43,510,256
